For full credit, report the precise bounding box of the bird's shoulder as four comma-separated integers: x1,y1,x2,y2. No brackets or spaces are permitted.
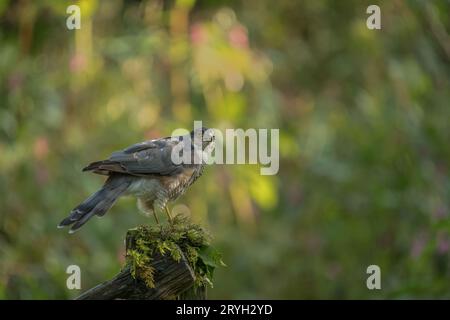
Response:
83,136,185,176
120,136,177,154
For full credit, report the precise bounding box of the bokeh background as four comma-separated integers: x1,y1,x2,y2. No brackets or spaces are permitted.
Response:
1,0,449,299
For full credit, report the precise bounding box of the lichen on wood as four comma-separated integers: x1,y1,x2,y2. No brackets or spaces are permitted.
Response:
125,214,225,290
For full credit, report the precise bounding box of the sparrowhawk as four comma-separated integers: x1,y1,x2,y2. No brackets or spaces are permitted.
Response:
58,127,215,233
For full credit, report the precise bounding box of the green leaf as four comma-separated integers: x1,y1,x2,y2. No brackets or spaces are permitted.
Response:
198,245,227,268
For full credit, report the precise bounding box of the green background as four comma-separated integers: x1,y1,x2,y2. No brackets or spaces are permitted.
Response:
0,0,449,299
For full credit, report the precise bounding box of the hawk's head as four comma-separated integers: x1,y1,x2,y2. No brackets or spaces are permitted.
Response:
190,126,215,150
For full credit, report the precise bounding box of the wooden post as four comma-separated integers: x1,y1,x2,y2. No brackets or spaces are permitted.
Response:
76,228,206,300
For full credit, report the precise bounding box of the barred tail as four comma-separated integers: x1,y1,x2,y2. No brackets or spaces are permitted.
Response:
58,175,131,233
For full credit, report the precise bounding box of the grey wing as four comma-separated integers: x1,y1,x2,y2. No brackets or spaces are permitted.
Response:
83,137,184,176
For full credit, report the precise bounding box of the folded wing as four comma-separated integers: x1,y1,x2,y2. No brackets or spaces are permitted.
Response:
83,137,184,176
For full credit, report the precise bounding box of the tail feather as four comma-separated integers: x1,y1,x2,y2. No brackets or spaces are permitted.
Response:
82,160,104,172
59,175,131,233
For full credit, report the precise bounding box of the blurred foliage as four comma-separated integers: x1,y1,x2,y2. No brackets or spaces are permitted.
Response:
0,0,449,299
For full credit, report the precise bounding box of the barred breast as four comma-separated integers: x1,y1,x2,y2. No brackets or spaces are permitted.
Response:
160,165,203,201
126,164,203,214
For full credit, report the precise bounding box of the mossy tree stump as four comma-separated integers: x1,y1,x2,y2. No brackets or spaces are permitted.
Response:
76,216,223,300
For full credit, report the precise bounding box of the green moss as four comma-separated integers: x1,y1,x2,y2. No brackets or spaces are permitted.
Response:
125,215,225,289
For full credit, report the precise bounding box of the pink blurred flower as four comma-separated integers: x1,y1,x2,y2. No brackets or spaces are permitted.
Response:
410,232,427,259
33,137,49,160
190,23,207,45
228,25,248,48
437,232,450,255
69,53,86,72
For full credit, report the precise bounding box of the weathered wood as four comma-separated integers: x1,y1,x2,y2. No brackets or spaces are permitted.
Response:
178,284,207,300
76,228,206,300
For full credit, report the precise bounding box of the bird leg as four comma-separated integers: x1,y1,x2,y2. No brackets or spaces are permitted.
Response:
137,198,160,225
164,206,173,225
152,209,160,225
